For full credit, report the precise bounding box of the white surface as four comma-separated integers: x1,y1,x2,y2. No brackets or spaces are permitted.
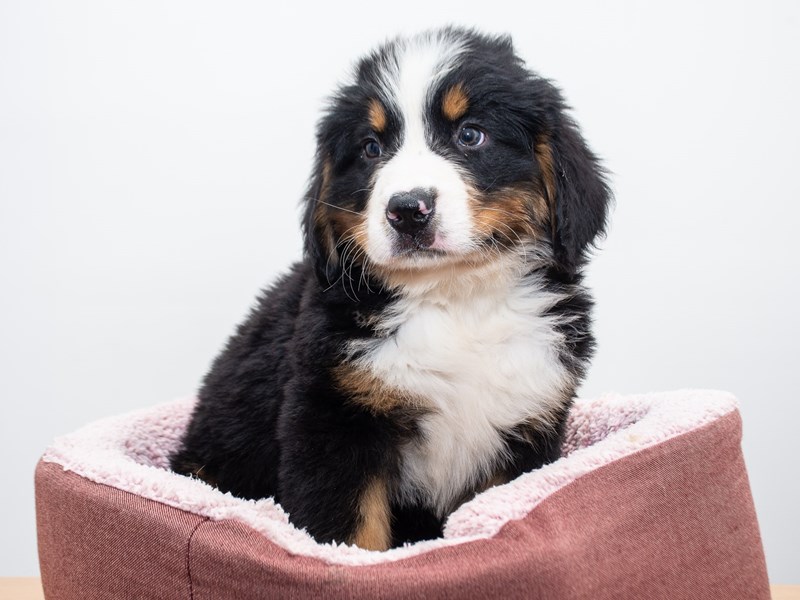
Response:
1,0,798,581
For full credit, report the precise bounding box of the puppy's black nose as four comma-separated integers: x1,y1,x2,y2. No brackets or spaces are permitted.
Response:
386,189,436,235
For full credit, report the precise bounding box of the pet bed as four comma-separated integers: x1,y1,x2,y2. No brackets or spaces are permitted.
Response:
35,390,769,599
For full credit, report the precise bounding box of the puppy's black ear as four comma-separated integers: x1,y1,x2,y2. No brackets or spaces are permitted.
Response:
537,114,611,272
302,157,341,286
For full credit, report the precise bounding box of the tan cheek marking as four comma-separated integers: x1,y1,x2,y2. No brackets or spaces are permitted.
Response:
313,160,370,266
470,186,539,242
329,209,367,248
442,82,469,121
368,99,387,133
351,477,391,551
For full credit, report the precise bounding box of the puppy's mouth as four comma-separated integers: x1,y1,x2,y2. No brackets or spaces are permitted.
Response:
391,227,448,257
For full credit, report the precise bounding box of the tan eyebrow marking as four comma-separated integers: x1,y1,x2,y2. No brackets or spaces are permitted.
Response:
368,98,387,133
442,82,469,121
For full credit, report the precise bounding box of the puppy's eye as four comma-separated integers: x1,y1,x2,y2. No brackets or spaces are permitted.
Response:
363,139,382,159
456,126,486,147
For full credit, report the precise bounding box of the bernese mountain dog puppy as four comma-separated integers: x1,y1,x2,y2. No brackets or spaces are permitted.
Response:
171,27,610,551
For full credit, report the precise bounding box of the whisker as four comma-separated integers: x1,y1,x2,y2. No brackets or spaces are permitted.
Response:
476,214,532,267
314,200,362,216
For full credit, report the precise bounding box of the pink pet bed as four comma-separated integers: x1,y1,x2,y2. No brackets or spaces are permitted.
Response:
35,390,769,599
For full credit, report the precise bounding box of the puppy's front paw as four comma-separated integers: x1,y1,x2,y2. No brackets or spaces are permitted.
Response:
351,478,391,551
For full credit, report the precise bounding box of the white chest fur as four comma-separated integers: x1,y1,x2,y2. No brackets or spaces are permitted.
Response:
351,265,571,516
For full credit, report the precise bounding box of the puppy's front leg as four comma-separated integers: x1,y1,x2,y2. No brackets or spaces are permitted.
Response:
279,454,392,551
351,477,391,551
276,404,395,551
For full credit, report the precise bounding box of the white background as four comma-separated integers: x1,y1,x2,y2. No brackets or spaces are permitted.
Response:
2,0,798,582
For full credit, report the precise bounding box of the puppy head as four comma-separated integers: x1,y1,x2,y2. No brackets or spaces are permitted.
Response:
303,28,610,289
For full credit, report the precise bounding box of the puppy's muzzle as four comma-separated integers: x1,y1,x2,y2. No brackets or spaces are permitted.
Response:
386,188,436,236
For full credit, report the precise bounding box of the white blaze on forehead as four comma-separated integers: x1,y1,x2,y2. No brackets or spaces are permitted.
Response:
375,32,465,148
366,33,475,266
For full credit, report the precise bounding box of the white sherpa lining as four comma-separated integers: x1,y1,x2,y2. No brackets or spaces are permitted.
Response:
41,390,737,566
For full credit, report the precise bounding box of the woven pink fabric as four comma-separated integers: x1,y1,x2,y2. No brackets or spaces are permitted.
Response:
35,391,770,599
